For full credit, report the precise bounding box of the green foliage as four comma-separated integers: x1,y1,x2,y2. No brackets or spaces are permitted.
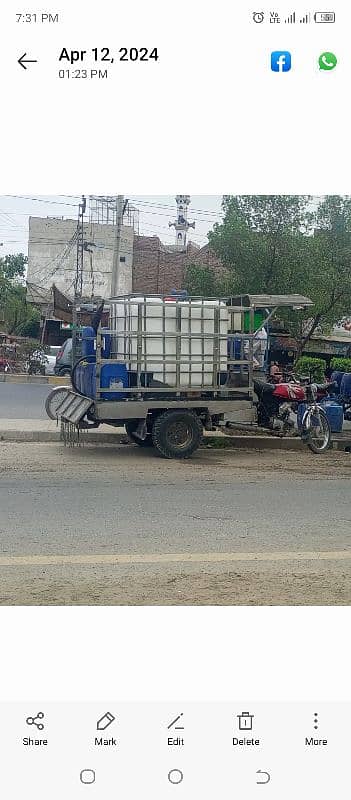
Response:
330,357,351,373
208,195,351,348
295,356,326,381
209,195,312,295
0,253,39,336
0,253,27,280
184,264,220,296
16,305,41,338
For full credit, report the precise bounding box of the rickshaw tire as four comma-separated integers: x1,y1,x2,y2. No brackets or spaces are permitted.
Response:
151,409,203,459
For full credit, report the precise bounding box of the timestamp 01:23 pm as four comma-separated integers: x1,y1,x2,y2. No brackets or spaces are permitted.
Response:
58,69,110,80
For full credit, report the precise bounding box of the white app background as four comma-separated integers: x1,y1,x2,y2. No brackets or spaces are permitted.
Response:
0,0,350,723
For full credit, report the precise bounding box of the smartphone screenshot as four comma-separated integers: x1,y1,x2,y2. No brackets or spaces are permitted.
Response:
0,2,350,798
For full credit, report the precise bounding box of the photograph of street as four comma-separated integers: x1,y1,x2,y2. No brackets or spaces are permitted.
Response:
0,194,351,605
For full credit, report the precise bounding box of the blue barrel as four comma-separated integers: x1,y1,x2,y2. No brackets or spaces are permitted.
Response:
74,363,84,394
101,328,111,358
321,401,343,432
86,362,96,399
91,363,128,400
340,372,351,399
297,400,343,433
227,336,243,372
331,371,344,392
297,403,307,431
100,363,128,399
79,362,91,397
82,326,96,358
82,326,111,359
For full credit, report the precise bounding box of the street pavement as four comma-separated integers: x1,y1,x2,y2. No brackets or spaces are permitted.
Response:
0,383,52,419
0,442,350,605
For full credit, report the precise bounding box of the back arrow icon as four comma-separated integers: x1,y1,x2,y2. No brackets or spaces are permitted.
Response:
18,53,38,70
256,770,271,785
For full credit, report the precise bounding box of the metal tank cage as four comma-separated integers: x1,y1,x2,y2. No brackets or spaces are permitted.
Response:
92,294,256,400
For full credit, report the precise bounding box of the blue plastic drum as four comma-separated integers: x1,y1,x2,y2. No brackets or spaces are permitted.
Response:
298,400,343,433
331,371,344,392
322,400,344,432
340,373,351,399
81,326,112,360
81,326,96,359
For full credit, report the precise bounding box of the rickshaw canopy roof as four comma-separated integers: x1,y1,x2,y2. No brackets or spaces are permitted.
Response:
228,294,314,309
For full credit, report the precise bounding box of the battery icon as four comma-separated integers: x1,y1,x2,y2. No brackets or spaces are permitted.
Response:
314,12,336,23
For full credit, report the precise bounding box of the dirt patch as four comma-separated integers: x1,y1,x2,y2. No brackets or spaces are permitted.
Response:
1,563,351,606
0,441,350,480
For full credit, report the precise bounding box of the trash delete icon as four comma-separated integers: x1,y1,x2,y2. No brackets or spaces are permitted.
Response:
237,712,254,731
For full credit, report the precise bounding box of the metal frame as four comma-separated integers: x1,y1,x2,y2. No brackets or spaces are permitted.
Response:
94,294,255,401
61,293,313,427
93,398,254,421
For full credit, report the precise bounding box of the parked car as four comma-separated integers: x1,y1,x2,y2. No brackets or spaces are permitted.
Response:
45,346,61,375
54,338,72,376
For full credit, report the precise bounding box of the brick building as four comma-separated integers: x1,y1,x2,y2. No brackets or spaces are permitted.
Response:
132,237,226,294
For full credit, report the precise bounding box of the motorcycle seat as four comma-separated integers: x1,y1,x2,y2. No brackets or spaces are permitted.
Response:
253,380,276,397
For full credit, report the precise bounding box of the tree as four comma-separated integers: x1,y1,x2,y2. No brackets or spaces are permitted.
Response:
209,195,312,294
0,253,40,338
184,264,222,296
298,196,351,347
208,195,351,350
0,252,27,280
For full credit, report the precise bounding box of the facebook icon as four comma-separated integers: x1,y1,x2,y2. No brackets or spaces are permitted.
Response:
271,51,292,72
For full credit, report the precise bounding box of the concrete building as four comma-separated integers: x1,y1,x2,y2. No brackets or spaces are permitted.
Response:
27,215,134,306
26,197,225,305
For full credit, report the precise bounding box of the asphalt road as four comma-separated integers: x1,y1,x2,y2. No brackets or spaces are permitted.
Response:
0,442,350,605
0,383,51,419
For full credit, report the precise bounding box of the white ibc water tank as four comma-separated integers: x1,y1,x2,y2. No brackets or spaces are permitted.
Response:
110,297,228,387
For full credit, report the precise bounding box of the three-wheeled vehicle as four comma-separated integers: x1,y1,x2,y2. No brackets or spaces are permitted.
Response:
55,292,332,458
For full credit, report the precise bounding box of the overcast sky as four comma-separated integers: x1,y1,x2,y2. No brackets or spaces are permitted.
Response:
0,195,224,257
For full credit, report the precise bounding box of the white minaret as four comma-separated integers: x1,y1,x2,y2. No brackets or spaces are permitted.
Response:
169,195,195,249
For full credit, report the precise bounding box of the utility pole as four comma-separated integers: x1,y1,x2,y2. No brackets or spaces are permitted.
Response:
72,195,86,365
75,195,86,299
110,195,125,297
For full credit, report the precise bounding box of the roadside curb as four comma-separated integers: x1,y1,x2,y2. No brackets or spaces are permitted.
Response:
0,374,67,385
0,429,336,450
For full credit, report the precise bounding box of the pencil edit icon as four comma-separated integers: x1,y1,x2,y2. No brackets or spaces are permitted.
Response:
96,712,115,731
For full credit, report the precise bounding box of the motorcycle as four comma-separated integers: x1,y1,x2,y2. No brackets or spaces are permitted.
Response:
0,358,11,373
27,350,48,376
254,378,338,454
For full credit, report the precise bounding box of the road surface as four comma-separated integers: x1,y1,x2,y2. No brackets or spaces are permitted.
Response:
0,383,51,419
0,441,350,605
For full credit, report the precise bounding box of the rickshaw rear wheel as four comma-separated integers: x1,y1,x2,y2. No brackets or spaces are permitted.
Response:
151,409,203,459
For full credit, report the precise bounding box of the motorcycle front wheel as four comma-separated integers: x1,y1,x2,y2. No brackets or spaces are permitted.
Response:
45,386,70,420
302,406,331,454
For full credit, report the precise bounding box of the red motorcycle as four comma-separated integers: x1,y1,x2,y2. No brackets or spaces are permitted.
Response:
254,378,338,453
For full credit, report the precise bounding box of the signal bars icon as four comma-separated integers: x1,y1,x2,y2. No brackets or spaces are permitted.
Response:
284,12,311,24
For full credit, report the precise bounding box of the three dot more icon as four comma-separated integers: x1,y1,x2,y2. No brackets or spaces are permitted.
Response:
314,712,319,730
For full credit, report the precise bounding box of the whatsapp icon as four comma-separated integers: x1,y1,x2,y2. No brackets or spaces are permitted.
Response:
319,52,337,70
